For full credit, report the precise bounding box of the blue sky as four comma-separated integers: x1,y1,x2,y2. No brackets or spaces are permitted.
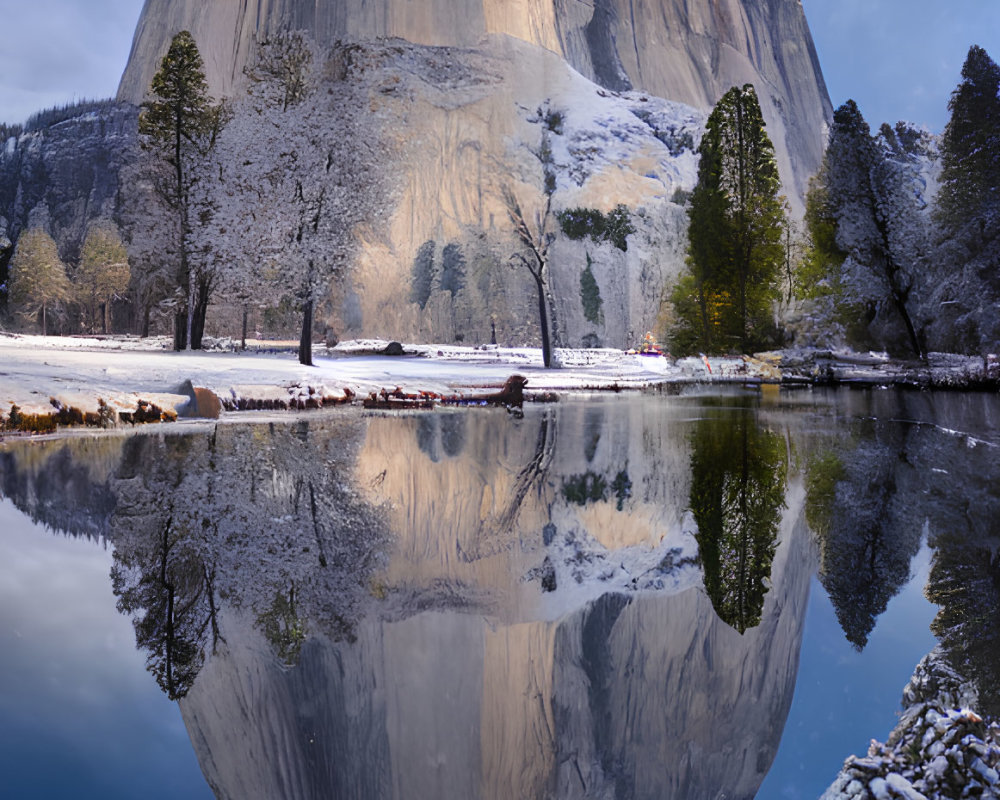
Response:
802,0,1000,131
0,0,143,126
1,0,999,131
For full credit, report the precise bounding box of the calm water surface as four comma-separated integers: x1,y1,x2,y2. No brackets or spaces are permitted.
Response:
1,387,997,799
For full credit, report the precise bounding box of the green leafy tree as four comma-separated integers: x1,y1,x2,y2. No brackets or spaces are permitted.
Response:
8,228,71,335
673,84,785,355
77,222,130,334
138,30,219,351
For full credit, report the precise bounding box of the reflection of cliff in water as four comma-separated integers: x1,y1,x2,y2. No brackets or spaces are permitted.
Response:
178,398,814,800
0,396,816,799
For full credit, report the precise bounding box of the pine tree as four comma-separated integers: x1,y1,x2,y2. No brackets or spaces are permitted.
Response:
8,228,71,335
138,30,219,350
936,45,1000,234
77,222,130,334
673,84,785,354
926,45,1000,353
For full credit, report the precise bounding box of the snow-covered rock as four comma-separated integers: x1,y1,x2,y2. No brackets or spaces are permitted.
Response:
821,649,1000,800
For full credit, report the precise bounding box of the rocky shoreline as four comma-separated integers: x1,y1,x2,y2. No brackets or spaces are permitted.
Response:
822,649,1000,800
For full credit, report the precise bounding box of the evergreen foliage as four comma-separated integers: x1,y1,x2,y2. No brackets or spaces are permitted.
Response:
936,45,1000,233
24,98,118,132
925,45,1000,353
0,122,23,140
440,243,466,296
580,253,604,324
8,228,70,335
670,84,785,355
138,30,220,351
557,205,634,251
410,240,436,309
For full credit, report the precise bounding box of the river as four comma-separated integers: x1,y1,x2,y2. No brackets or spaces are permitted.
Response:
1,386,997,799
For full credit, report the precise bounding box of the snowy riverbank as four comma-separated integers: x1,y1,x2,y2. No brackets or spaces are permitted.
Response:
0,332,997,432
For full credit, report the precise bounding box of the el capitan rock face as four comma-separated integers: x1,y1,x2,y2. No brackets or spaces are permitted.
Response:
119,0,831,200
0,0,830,346
111,0,831,348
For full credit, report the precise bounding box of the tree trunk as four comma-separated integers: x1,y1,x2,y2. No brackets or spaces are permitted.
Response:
191,279,210,350
534,273,552,368
241,306,248,351
299,297,314,366
41,303,47,336
141,304,151,338
174,312,187,350
103,300,110,335
185,275,196,351
697,282,712,353
890,286,924,359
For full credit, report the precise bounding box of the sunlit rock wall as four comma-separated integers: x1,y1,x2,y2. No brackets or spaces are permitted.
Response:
116,0,831,346
119,0,831,202
312,37,700,348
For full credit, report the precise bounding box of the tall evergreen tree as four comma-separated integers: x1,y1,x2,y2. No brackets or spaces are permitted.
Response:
924,45,1000,353
138,30,218,350
672,84,785,354
8,228,71,335
936,45,1000,234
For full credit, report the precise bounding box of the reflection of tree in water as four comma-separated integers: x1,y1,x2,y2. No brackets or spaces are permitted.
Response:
256,586,308,667
105,421,390,695
928,538,1000,715
112,519,218,699
805,422,923,651
416,413,468,462
689,407,787,633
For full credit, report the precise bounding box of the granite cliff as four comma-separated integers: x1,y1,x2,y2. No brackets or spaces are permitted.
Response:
112,0,831,346
4,0,831,347
0,103,137,293
118,0,831,201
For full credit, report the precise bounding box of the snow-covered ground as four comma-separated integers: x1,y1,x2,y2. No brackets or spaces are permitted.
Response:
0,333,723,419
0,332,996,428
